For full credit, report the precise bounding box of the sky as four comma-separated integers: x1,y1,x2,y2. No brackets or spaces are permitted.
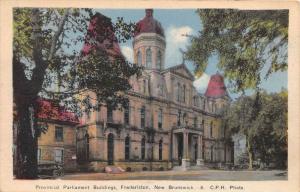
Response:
96,9,287,100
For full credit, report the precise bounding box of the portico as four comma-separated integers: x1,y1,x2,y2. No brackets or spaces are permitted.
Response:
172,127,204,169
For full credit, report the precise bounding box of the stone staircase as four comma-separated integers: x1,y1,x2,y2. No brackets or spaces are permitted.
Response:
105,166,125,174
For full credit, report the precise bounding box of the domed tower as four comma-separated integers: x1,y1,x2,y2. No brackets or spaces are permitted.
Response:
133,9,166,70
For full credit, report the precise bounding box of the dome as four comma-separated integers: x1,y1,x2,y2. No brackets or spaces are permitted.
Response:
204,73,229,98
134,9,165,37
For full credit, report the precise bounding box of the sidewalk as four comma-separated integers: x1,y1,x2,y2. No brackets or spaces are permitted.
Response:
60,169,287,181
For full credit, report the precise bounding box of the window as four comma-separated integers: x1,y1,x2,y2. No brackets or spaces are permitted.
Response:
125,136,130,160
143,79,146,94
107,104,113,122
124,103,130,125
193,96,197,106
55,127,63,142
158,108,163,129
141,137,145,160
202,120,205,129
183,85,186,102
54,149,63,163
210,122,213,138
146,48,152,67
177,110,181,126
177,83,180,102
37,148,41,161
157,50,162,70
183,113,187,125
137,50,142,66
141,106,145,128
159,140,163,160
193,117,198,128
203,99,206,110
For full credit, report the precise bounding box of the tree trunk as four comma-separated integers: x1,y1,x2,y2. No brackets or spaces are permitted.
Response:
247,139,253,170
15,98,38,179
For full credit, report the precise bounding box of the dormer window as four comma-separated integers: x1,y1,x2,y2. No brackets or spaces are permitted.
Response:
146,48,152,67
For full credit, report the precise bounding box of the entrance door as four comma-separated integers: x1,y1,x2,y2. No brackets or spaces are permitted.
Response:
107,133,114,165
177,134,183,165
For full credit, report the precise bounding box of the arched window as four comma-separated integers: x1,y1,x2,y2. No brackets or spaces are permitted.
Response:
183,85,186,102
177,110,181,126
137,50,142,66
159,139,163,160
177,83,180,102
183,113,187,125
124,102,130,125
210,121,213,138
107,103,113,122
143,79,146,94
193,117,198,128
141,137,145,160
157,50,162,70
158,108,163,129
146,48,152,67
140,106,145,128
125,136,130,160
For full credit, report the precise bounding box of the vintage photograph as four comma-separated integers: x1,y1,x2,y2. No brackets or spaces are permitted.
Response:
12,7,288,182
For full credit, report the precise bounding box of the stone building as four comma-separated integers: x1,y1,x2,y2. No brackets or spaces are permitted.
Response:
37,99,79,171
36,99,79,172
13,98,79,175
76,9,233,172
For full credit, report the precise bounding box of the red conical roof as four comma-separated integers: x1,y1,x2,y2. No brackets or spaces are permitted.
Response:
205,73,228,98
134,9,164,37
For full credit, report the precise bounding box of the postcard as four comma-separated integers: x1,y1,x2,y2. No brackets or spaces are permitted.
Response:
0,0,299,192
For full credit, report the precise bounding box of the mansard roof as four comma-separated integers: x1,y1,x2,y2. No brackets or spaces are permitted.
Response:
162,64,195,81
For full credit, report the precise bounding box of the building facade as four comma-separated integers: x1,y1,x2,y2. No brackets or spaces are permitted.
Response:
75,9,233,172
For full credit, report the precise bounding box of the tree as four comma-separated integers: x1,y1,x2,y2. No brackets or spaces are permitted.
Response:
222,91,287,169
186,9,288,93
13,8,140,179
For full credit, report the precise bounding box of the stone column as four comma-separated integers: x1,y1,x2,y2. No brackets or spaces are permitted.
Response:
172,133,177,161
197,135,204,166
182,131,190,169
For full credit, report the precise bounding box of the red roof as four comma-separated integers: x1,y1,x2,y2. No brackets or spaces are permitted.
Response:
134,9,164,37
36,98,79,124
82,13,123,57
204,73,229,98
